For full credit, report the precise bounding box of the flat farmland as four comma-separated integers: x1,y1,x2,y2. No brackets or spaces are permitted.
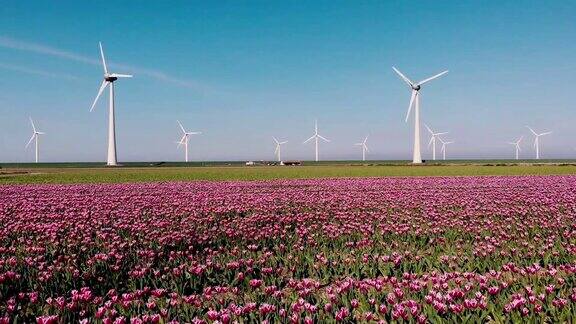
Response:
2,163,576,184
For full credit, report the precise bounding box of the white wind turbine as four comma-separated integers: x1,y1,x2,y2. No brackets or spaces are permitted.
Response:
438,137,454,161
25,117,45,163
90,42,133,166
177,120,201,162
303,120,330,162
392,67,448,164
526,126,551,159
354,135,370,161
424,124,448,161
507,136,523,160
273,137,288,162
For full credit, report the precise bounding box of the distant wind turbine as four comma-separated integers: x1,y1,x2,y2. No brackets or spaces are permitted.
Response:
177,120,201,162
25,117,45,163
526,126,551,159
507,136,523,160
424,124,448,161
438,137,454,161
303,120,330,162
354,135,370,161
273,137,288,162
392,67,448,164
90,42,133,166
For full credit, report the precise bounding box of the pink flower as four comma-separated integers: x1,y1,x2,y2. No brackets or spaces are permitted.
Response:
206,310,219,321
249,279,263,288
350,299,359,308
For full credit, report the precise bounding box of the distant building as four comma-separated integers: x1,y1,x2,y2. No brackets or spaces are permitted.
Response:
283,161,302,166
245,161,255,166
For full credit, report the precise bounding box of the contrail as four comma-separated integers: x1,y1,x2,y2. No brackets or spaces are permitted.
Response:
0,36,208,91
0,62,79,80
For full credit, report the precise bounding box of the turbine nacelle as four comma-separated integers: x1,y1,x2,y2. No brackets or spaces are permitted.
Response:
411,84,421,91
176,120,201,146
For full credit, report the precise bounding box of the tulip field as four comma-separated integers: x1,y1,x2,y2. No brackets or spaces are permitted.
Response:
2,175,576,323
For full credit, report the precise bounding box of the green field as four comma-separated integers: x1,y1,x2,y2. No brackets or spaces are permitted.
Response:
2,161,576,184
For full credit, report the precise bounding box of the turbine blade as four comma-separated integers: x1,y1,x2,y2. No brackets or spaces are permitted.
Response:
435,132,449,136
29,117,36,132
187,131,202,135
424,123,433,134
177,134,187,147
303,135,315,144
392,67,414,87
540,131,552,136
90,80,109,112
25,134,35,148
416,70,449,86
273,137,279,144
526,126,538,136
318,135,330,142
99,42,108,74
364,144,370,152
279,141,288,144
109,73,133,78
177,120,186,134
428,136,434,148
405,90,417,122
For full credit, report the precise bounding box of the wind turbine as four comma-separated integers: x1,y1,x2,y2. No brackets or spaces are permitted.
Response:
303,120,330,162
507,136,523,160
392,67,448,164
90,42,133,166
354,135,370,161
438,137,454,161
25,117,45,163
177,120,201,162
424,124,448,161
273,137,288,162
526,126,551,159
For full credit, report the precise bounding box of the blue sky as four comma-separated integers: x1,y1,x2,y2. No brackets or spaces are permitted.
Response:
0,0,575,162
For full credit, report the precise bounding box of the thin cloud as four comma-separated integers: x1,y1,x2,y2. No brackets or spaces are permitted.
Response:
0,62,79,80
0,36,208,91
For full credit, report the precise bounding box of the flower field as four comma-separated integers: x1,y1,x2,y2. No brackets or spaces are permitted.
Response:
1,176,576,323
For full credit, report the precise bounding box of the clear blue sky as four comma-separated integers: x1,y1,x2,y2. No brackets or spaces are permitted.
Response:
0,0,575,162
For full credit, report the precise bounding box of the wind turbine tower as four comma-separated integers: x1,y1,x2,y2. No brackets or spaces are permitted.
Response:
177,120,201,162
438,137,454,161
273,137,288,162
424,124,448,161
303,120,330,162
508,136,523,160
392,67,448,164
25,118,45,163
354,135,370,161
90,42,133,166
526,126,551,159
